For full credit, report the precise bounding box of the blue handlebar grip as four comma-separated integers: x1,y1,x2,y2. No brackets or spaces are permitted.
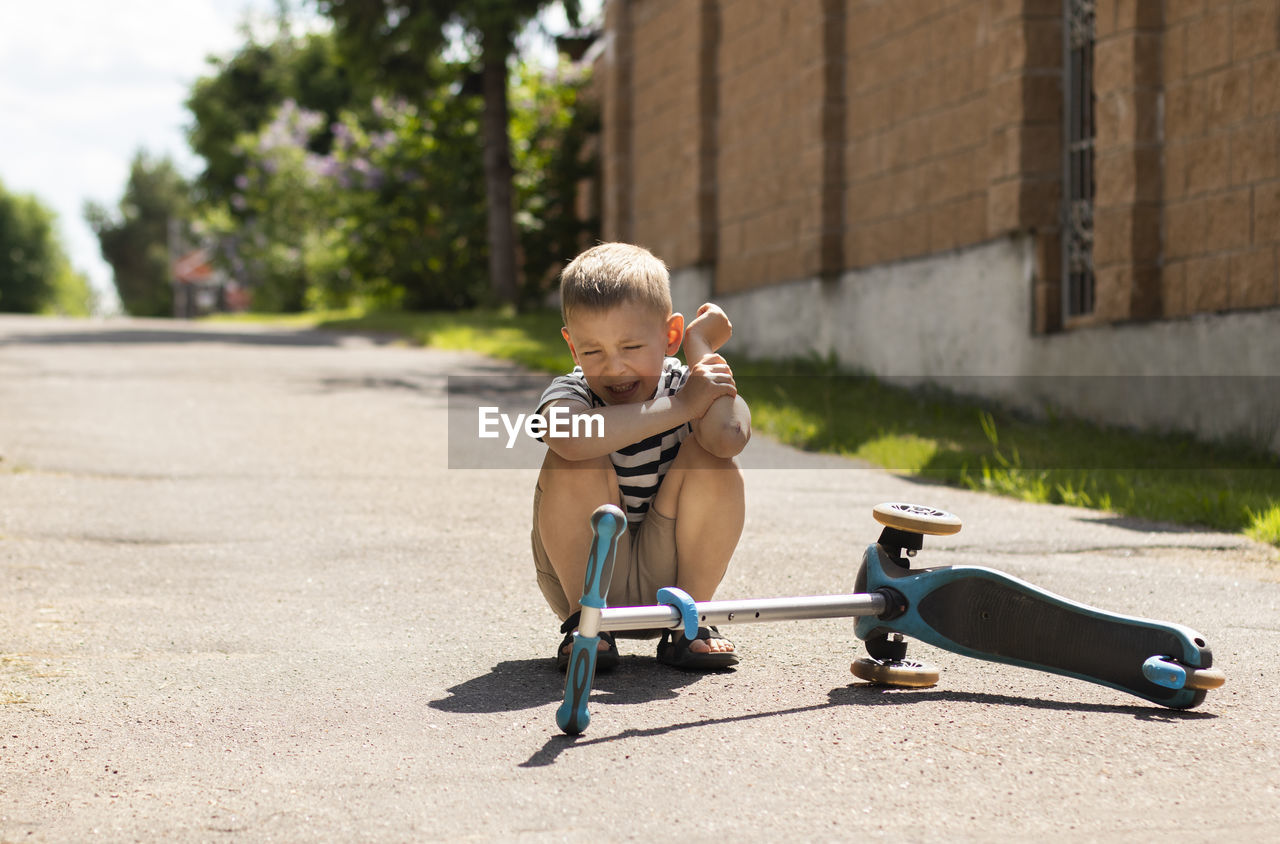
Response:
657,587,700,640
581,505,626,609
556,634,600,734
556,504,627,735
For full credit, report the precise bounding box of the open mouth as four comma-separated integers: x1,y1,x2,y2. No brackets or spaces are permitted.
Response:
604,380,641,401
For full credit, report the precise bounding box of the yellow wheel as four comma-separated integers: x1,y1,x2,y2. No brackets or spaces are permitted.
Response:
873,503,962,536
851,657,940,688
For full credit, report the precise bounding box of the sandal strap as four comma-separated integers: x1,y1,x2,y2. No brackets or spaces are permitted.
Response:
663,626,733,646
559,611,582,634
697,626,731,642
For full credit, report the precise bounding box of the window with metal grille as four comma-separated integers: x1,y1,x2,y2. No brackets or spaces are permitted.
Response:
1062,0,1096,319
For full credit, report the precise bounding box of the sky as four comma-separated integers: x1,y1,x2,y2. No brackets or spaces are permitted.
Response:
0,0,303,312
0,0,596,315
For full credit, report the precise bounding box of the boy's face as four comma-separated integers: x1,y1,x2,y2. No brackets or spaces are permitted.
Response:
561,305,683,405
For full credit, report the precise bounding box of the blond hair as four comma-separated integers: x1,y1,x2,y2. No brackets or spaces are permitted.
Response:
559,243,671,324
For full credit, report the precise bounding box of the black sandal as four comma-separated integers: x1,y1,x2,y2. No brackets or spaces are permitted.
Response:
556,611,619,673
656,626,739,670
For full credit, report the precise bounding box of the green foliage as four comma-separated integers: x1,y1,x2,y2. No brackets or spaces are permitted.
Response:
186,41,284,206
317,1,582,95
322,87,490,310
315,1,454,96
182,4,598,313
318,0,586,307
199,100,328,312
510,59,599,306
0,178,94,315
193,54,593,312
186,27,369,208
44,261,97,317
85,151,190,317
197,75,490,313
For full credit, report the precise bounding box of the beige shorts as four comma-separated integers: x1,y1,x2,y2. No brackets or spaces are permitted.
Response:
531,484,677,629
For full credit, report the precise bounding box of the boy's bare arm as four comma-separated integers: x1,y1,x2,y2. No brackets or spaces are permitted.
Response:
542,364,736,462
684,304,752,459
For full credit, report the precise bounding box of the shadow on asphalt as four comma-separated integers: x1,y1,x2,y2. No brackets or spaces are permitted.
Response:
430,657,708,716
1073,515,1208,534
518,682,1216,767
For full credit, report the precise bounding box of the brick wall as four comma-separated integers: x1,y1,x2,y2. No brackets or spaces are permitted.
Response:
1163,0,1280,316
716,0,838,292
1083,0,1163,326
626,0,705,267
598,0,1280,328
845,1,994,268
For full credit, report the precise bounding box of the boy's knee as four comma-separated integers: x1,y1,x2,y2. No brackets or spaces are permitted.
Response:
677,434,742,474
663,438,744,510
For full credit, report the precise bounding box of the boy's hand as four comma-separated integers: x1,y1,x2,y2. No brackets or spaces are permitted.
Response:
684,303,732,357
679,353,738,419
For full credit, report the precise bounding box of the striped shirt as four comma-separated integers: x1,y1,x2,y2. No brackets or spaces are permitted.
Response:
538,358,692,523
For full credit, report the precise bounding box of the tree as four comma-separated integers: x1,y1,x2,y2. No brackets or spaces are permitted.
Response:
0,178,94,315
317,0,582,309
319,90,491,310
186,28,369,208
204,101,330,313
85,152,190,317
510,58,599,307
202,82,490,313
186,42,283,208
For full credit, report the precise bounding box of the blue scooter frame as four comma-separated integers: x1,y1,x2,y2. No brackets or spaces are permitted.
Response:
556,503,1224,735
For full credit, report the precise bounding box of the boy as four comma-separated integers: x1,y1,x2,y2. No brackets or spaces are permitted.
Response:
531,242,752,671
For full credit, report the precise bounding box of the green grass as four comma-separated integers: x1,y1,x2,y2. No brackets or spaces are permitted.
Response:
1246,504,1280,545
319,309,571,373
734,356,1280,542
206,308,366,328
218,308,1280,547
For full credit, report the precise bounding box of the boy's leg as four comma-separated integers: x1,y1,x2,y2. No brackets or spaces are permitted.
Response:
650,435,745,654
536,449,622,632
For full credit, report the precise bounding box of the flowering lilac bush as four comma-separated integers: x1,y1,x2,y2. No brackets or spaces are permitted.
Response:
199,59,593,312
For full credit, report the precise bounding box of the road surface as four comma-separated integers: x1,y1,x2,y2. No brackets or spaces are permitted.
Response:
1,315,1277,841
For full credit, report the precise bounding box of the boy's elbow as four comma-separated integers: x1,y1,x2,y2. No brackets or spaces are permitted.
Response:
697,418,751,459
700,396,751,458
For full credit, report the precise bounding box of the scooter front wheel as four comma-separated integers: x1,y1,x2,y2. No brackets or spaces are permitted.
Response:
872,503,962,536
851,657,940,688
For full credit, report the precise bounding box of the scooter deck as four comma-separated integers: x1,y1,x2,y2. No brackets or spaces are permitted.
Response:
855,543,1213,709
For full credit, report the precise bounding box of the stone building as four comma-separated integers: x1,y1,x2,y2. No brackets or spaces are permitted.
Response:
592,0,1280,451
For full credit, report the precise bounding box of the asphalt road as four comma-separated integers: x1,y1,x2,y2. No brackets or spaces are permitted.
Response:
1,315,1277,842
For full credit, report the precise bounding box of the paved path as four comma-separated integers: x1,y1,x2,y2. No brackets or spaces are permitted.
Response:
1,315,1277,842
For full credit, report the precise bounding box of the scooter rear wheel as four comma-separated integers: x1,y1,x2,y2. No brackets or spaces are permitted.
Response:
1184,666,1226,690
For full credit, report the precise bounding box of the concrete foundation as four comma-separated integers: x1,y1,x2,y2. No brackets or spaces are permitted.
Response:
673,236,1280,454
